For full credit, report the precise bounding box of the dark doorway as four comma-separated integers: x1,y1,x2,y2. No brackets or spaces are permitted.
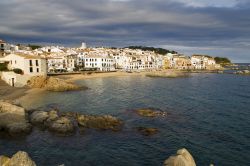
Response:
11,78,14,87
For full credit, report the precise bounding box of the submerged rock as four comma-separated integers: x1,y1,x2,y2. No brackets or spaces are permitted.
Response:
136,108,166,117
136,127,159,136
7,122,32,136
27,76,87,92
77,114,123,131
163,148,196,166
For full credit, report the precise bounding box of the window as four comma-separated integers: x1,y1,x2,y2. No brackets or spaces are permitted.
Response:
35,60,39,66
30,67,33,73
86,59,88,61
95,59,97,61
15,60,17,64
37,68,39,72
29,60,33,66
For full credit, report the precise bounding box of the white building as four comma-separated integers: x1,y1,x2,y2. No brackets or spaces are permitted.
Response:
0,53,47,87
83,55,115,71
0,40,6,57
47,57,66,72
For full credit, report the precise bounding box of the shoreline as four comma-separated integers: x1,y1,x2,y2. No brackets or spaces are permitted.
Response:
55,71,148,82
1,70,224,104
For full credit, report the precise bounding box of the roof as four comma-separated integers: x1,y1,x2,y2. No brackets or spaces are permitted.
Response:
14,53,43,59
0,40,6,44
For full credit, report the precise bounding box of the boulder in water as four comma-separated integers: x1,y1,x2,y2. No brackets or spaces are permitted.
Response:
0,101,31,136
136,127,159,136
8,151,36,166
30,111,49,124
163,148,196,166
7,122,32,136
48,117,75,134
0,155,10,166
135,108,166,117
77,114,123,131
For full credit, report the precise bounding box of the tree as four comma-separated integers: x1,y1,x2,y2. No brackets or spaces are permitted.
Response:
124,46,177,55
214,57,231,64
0,63,8,71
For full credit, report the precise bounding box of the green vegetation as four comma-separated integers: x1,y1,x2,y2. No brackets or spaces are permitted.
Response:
193,54,212,58
125,46,177,55
0,63,8,71
28,44,42,50
13,68,23,74
214,57,231,65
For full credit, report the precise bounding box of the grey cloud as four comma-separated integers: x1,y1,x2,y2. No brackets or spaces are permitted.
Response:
0,0,250,62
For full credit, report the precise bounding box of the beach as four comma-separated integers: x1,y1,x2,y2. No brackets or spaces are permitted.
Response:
0,79,29,101
55,71,148,82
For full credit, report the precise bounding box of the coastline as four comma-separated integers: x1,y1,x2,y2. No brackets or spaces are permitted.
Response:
55,71,148,82
3,70,221,106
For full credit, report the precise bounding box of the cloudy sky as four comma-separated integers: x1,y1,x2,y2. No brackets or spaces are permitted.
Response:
0,0,250,62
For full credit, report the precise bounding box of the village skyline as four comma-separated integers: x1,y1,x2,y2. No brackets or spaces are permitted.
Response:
1,0,250,62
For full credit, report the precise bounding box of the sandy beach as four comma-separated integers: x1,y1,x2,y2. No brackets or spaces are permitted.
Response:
0,79,29,101
55,71,148,82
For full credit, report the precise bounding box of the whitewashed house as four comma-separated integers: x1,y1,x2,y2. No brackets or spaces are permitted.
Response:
47,57,66,72
83,54,115,71
0,53,47,87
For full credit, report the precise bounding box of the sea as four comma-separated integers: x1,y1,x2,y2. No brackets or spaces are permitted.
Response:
1,64,250,166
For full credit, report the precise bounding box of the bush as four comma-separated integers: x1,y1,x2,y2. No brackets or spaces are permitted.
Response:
0,63,8,71
13,68,23,74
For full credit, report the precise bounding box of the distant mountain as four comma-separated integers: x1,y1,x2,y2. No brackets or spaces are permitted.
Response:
125,46,177,55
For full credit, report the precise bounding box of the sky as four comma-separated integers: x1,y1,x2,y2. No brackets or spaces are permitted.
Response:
0,0,250,62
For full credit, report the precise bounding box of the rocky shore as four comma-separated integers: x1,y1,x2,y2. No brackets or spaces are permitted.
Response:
0,101,124,136
0,102,216,166
0,151,36,166
0,148,210,166
0,101,170,137
233,70,250,75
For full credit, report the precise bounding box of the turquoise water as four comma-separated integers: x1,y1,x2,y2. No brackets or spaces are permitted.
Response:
1,73,250,166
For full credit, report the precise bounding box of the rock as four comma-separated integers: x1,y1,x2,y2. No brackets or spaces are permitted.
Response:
0,155,10,166
45,109,59,125
0,101,31,136
7,122,32,136
27,76,86,92
30,111,49,124
0,101,25,116
77,114,123,131
237,71,243,74
136,127,159,136
243,70,250,74
136,108,166,117
163,148,196,166
8,151,36,166
48,117,75,134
